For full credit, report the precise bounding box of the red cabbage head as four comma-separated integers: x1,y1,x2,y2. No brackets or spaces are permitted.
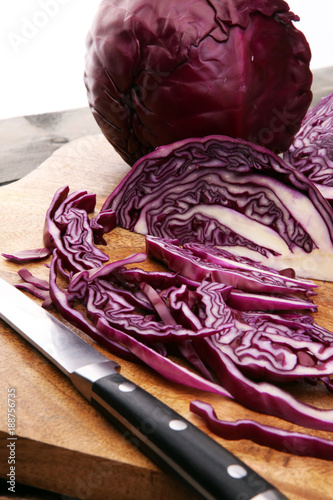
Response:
84,0,312,165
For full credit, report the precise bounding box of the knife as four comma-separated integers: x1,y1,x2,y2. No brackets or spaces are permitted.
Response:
0,277,288,500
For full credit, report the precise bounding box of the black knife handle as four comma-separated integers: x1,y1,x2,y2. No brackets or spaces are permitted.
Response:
91,372,288,500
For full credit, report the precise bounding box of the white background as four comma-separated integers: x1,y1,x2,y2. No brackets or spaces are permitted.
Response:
0,0,332,120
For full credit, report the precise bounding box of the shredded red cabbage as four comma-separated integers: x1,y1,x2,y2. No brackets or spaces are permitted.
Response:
2,185,333,459
43,186,113,272
192,336,333,432
200,310,333,383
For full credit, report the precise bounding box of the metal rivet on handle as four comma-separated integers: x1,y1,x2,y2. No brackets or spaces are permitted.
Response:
227,464,248,479
119,382,136,393
169,419,188,431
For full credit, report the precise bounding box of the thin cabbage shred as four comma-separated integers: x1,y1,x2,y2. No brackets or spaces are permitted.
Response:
190,400,333,461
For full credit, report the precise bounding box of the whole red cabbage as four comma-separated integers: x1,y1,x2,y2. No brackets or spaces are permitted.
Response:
84,0,312,165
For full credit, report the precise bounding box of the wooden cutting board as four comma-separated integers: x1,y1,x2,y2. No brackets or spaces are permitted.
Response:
0,134,333,500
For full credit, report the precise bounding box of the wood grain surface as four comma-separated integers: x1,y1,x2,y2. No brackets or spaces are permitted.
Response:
0,108,100,186
0,134,333,500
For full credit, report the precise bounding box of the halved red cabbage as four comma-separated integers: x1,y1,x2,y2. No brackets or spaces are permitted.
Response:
102,135,333,280
284,92,333,202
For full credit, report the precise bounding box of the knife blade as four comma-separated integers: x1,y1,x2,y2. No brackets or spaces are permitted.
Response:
0,277,288,500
